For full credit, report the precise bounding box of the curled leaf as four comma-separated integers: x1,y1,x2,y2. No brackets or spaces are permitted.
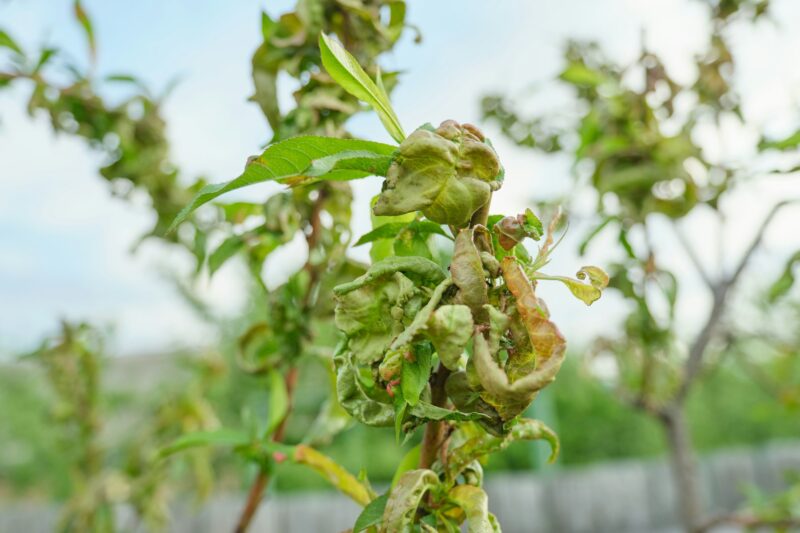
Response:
381,469,440,532
448,485,493,533
427,305,473,370
374,122,502,226
452,227,490,320
535,265,609,306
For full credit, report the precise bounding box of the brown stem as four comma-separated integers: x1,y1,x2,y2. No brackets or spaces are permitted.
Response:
419,365,451,470
234,366,299,533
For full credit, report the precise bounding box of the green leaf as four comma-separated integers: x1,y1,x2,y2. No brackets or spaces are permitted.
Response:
208,235,245,275
401,344,432,407
0,30,23,55
355,220,449,246
293,444,373,506
759,130,800,152
381,470,439,533
354,493,390,532
391,445,421,488
769,251,800,302
159,428,250,458
169,137,395,232
73,1,96,60
319,33,405,143
265,370,289,437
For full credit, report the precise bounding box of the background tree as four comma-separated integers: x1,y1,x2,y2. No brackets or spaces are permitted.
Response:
482,0,799,530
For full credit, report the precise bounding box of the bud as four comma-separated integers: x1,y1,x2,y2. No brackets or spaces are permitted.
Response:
373,121,502,226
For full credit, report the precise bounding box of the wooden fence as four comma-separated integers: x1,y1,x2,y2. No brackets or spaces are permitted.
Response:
2,440,798,532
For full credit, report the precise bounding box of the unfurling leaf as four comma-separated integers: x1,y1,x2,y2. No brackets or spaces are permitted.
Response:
373,121,502,226
319,33,405,143
168,137,395,231
381,469,440,532
494,208,543,250
535,265,609,306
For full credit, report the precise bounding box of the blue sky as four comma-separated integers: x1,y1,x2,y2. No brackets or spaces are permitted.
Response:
1,0,799,356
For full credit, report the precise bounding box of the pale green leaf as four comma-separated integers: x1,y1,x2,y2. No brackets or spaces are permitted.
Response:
159,428,249,458
293,444,372,506
265,369,288,437
319,32,405,143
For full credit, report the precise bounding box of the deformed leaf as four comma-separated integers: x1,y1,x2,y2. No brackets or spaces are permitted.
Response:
401,344,432,407
448,485,493,533
452,228,489,319
169,137,395,231
373,122,502,226
319,33,405,143
427,305,473,370
535,265,609,306
381,469,439,533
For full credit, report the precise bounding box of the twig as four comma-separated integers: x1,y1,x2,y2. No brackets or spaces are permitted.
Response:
234,366,298,533
672,222,714,289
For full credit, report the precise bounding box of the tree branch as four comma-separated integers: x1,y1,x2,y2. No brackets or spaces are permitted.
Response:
675,200,797,403
672,222,714,289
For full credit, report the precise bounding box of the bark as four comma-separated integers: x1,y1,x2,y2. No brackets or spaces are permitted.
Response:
661,406,704,533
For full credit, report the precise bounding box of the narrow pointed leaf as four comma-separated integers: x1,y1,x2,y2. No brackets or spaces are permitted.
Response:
159,428,250,458
0,30,23,55
354,493,390,532
293,445,372,506
319,33,405,143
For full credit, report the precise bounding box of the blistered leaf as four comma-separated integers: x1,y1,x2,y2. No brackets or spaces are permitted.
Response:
448,485,493,533
334,256,446,296
354,493,390,532
169,137,395,231
452,227,489,319
381,469,439,532
446,418,558,483
373,122,502,226
427,305,473,370
494,208,543,250
336,353,394,427
319,33,405,143
389,277,452,352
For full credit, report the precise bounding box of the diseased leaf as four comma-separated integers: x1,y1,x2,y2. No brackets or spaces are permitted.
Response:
448,485,493,533
354,493,390,532
427,305,473,370
381,469,439,533
373,122,502,226
293,444,372,506
355,220,449,246
535,265,609,306
319,33,405,143
169,137,395,231
452,227,489,320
